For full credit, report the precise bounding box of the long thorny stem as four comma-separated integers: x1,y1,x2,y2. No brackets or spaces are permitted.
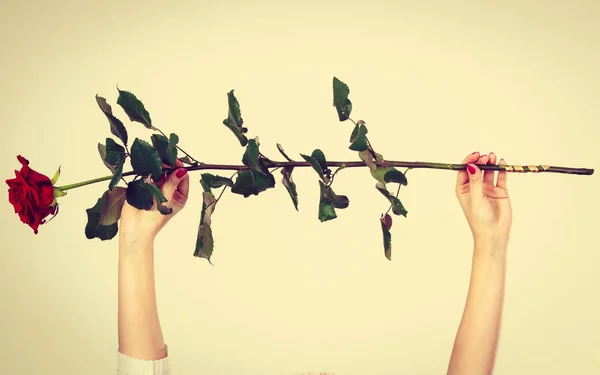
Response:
55,160,594,192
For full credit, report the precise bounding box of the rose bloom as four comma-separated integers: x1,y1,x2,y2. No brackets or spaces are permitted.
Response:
6,155,58,234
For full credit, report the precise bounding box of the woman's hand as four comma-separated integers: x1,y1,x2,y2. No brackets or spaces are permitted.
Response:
455,151,512,246
119,158,190,243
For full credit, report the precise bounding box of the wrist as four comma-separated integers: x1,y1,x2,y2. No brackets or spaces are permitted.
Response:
119,232,155,256
473,235,509,258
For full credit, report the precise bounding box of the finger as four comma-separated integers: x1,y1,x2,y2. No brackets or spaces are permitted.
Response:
175,159,184,168
466,162,484,204
476,154,489,165
456,152,481,191
497,158,508,190
483,152,497,186
162,168,188,201
176,169,190,199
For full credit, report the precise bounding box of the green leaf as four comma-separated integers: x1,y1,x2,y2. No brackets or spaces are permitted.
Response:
98,187,127,226
358,150,377,171
109,159,124,190
384,168,408,186
96,95,128,145
116,88,154,130
125,180,155,210
50,166,61,185
242,137,267,174
201,173,234,191
151,133,179,167
223,90,248,146
376,183,408,217
130,138,163,181
145,183,173,215
98,143,116,174
333,77,352,121
85,187,127,240
318,181,337,222
105,138,126,165
349,123,369,151
300,153,325,181
381,214,392,261
370,166,395,184
231,170,275,197
281,166,299,211
194,191,217,263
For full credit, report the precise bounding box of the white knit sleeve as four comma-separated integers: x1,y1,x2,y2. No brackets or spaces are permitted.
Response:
116,345,170,375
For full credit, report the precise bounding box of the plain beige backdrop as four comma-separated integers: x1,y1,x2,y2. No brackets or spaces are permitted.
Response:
1,1,598,374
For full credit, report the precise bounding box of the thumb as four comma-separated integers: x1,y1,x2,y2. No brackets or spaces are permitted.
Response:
466,163,484,204
162,168,187,201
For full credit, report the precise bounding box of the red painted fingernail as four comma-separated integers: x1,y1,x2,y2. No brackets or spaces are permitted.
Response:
471,151,478,155
467,165,476,175
176,169,187,178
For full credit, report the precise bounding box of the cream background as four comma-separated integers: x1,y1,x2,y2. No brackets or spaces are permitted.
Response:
1,1,599,374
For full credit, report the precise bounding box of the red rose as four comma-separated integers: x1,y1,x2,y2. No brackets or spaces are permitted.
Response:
6,155,58,234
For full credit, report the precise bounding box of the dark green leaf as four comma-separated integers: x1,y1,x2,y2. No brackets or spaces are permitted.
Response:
85,187,127,240
201,173,234,191
324,185,350,209
301,153,325,181
349,123,369,152
381,214,392,261
376,182,408,217
384,168,408,186
109,159,124,190
98,143,116,174
242,138,267,174
130,138,163,181
333,77,352,121
223,90,248,146
117,88,154,130
126,180,155,210
318,181,337,222
311,149,327,171
231,170,275,197
281,166,299,211
151,133,179,167
145,183,173,215
96,95,128,145
194,191,217,263
105,138,125,165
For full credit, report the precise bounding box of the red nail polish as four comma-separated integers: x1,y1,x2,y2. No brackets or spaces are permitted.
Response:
471,151,478,155
467,165,476,175
176,169,187,178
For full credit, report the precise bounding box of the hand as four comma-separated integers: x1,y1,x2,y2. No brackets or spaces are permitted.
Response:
455,151,512,245
119,159,190,243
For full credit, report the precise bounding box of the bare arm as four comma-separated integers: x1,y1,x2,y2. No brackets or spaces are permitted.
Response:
447,239,508,375
450,151,512,374
118,235,167,360
117,160,189,361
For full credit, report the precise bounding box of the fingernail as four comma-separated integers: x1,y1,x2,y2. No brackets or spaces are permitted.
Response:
471,151,478,155
176,169,187,178
467,164,476,175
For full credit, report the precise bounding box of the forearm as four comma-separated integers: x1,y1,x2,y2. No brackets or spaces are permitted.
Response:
118,235,167,360
447,239,508,375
